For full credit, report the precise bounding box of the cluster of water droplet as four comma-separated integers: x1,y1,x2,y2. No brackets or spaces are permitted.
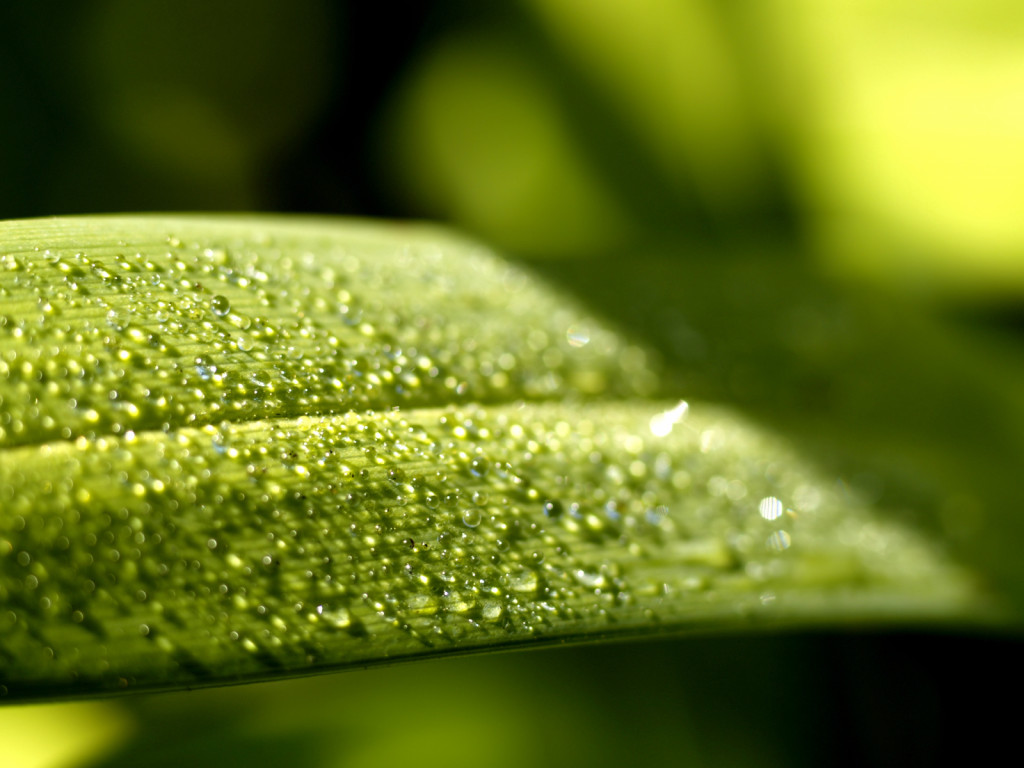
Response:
0,223,656,452
0,218,962,697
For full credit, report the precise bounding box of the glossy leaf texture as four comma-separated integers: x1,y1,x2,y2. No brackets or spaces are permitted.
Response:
0,216,1006,701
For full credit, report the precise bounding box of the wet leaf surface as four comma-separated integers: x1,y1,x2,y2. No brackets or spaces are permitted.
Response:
0,216,1008,701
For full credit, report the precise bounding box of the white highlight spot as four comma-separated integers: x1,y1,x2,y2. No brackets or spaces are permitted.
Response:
758,496,784,521
649,400,689,437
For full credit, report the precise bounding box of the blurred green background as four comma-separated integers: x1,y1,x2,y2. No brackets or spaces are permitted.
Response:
3,1,1024,765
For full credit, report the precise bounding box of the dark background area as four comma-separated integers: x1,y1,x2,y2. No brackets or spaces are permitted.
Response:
2,1,1023,765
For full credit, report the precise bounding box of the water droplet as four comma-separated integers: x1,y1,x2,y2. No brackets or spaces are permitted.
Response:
503,567,538,595
461,508,482,528
481,600,503,621
195,358,216,381
574,569,607,589
405,594,438,616
443,592,474,613
542,500,563,518
316,603,352,628
106,309,129,332
211,295,231,317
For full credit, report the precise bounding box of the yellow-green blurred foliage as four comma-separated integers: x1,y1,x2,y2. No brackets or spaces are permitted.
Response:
380,0,1024,297
757,0,1024,296
380,32,632,256
0,700,132,768
4,0,1022,295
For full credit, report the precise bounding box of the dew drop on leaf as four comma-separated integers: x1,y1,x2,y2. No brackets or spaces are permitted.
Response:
211,295,231,317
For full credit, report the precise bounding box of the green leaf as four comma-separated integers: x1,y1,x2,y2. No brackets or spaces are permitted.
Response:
0,216,1009,702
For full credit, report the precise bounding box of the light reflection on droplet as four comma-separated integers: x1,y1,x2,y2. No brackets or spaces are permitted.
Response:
758,496,784,521
766,530,792,551
566,324,590,348
649,400,688,437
